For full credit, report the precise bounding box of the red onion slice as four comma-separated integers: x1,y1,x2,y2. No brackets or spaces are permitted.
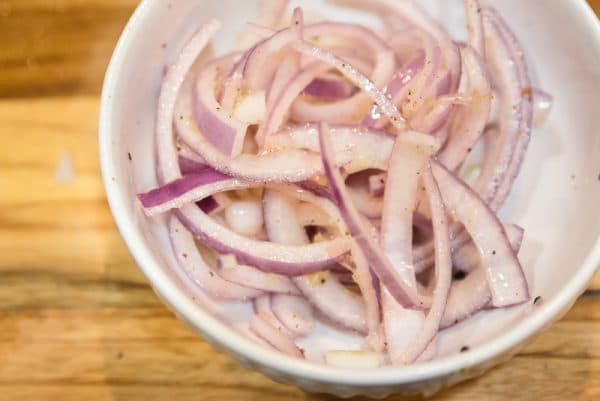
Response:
235,0,290,50
157,19,221,185
217,254,300,295
249,313,304,357
431,160,529,307
381,131,440,291
453,224,524,274
271,294,315,336
168,216,263,300
386,164,452,364
264,124,395,173
439,267,490,329
476,9,533,210
440,224,524,329
438,46,492,170
463,0,485,57
178,156,209,175
193,55,249,157
255,295,295,338
138,170,238,216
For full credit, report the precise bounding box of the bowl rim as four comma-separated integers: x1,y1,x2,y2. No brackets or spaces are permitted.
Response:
99,0,600,386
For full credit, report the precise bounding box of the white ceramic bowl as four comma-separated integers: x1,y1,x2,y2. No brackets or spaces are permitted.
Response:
99,0,600,397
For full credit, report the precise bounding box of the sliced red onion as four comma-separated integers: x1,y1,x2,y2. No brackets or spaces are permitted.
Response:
178,156,209,175
157,19,221,185
463,0,485,57
381,131,440,291
438,46,492,170
382,294,425,364
177,92,323,182
219,51,251,113
386,164,452,364
476,9,533,210
532,88,553,128
267,51,301,107
138,169,237,216
235,0,290,50
334,0,461,91
453,224,524,274
431,160,529,307
264,124,395,173
271,294,315,336
411,8,534,267
168,216,263,300
392,0,461,91
318,122,429,308
409,92,459,135
249,314,304,357
193,55,249,157
263,188,369,334
255,295,295,338
291,24,397,126
178,92,397,182
440,224,524,329
363,52,425,128
146,3,547,366
439,267,490,329
350,242,385,351
217,255,300,295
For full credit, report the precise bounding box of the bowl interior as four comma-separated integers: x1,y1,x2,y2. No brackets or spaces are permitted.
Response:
100,0,600,384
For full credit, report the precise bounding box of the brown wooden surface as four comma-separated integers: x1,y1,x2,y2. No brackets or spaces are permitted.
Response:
0,1,599,400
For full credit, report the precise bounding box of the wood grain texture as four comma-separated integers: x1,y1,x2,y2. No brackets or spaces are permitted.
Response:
0,2,598,401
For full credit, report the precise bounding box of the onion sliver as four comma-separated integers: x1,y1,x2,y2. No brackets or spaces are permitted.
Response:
431,160,529,307
271,294,315,336
217,255,300,295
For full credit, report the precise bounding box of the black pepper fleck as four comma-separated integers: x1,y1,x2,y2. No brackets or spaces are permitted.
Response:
127,152,132,161
460,346,469,353
209,271,214,277
534,295,542,305
453,271,467,281
492,250,497,255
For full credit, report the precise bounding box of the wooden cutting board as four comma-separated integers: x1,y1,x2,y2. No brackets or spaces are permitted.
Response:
0,1,598,400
